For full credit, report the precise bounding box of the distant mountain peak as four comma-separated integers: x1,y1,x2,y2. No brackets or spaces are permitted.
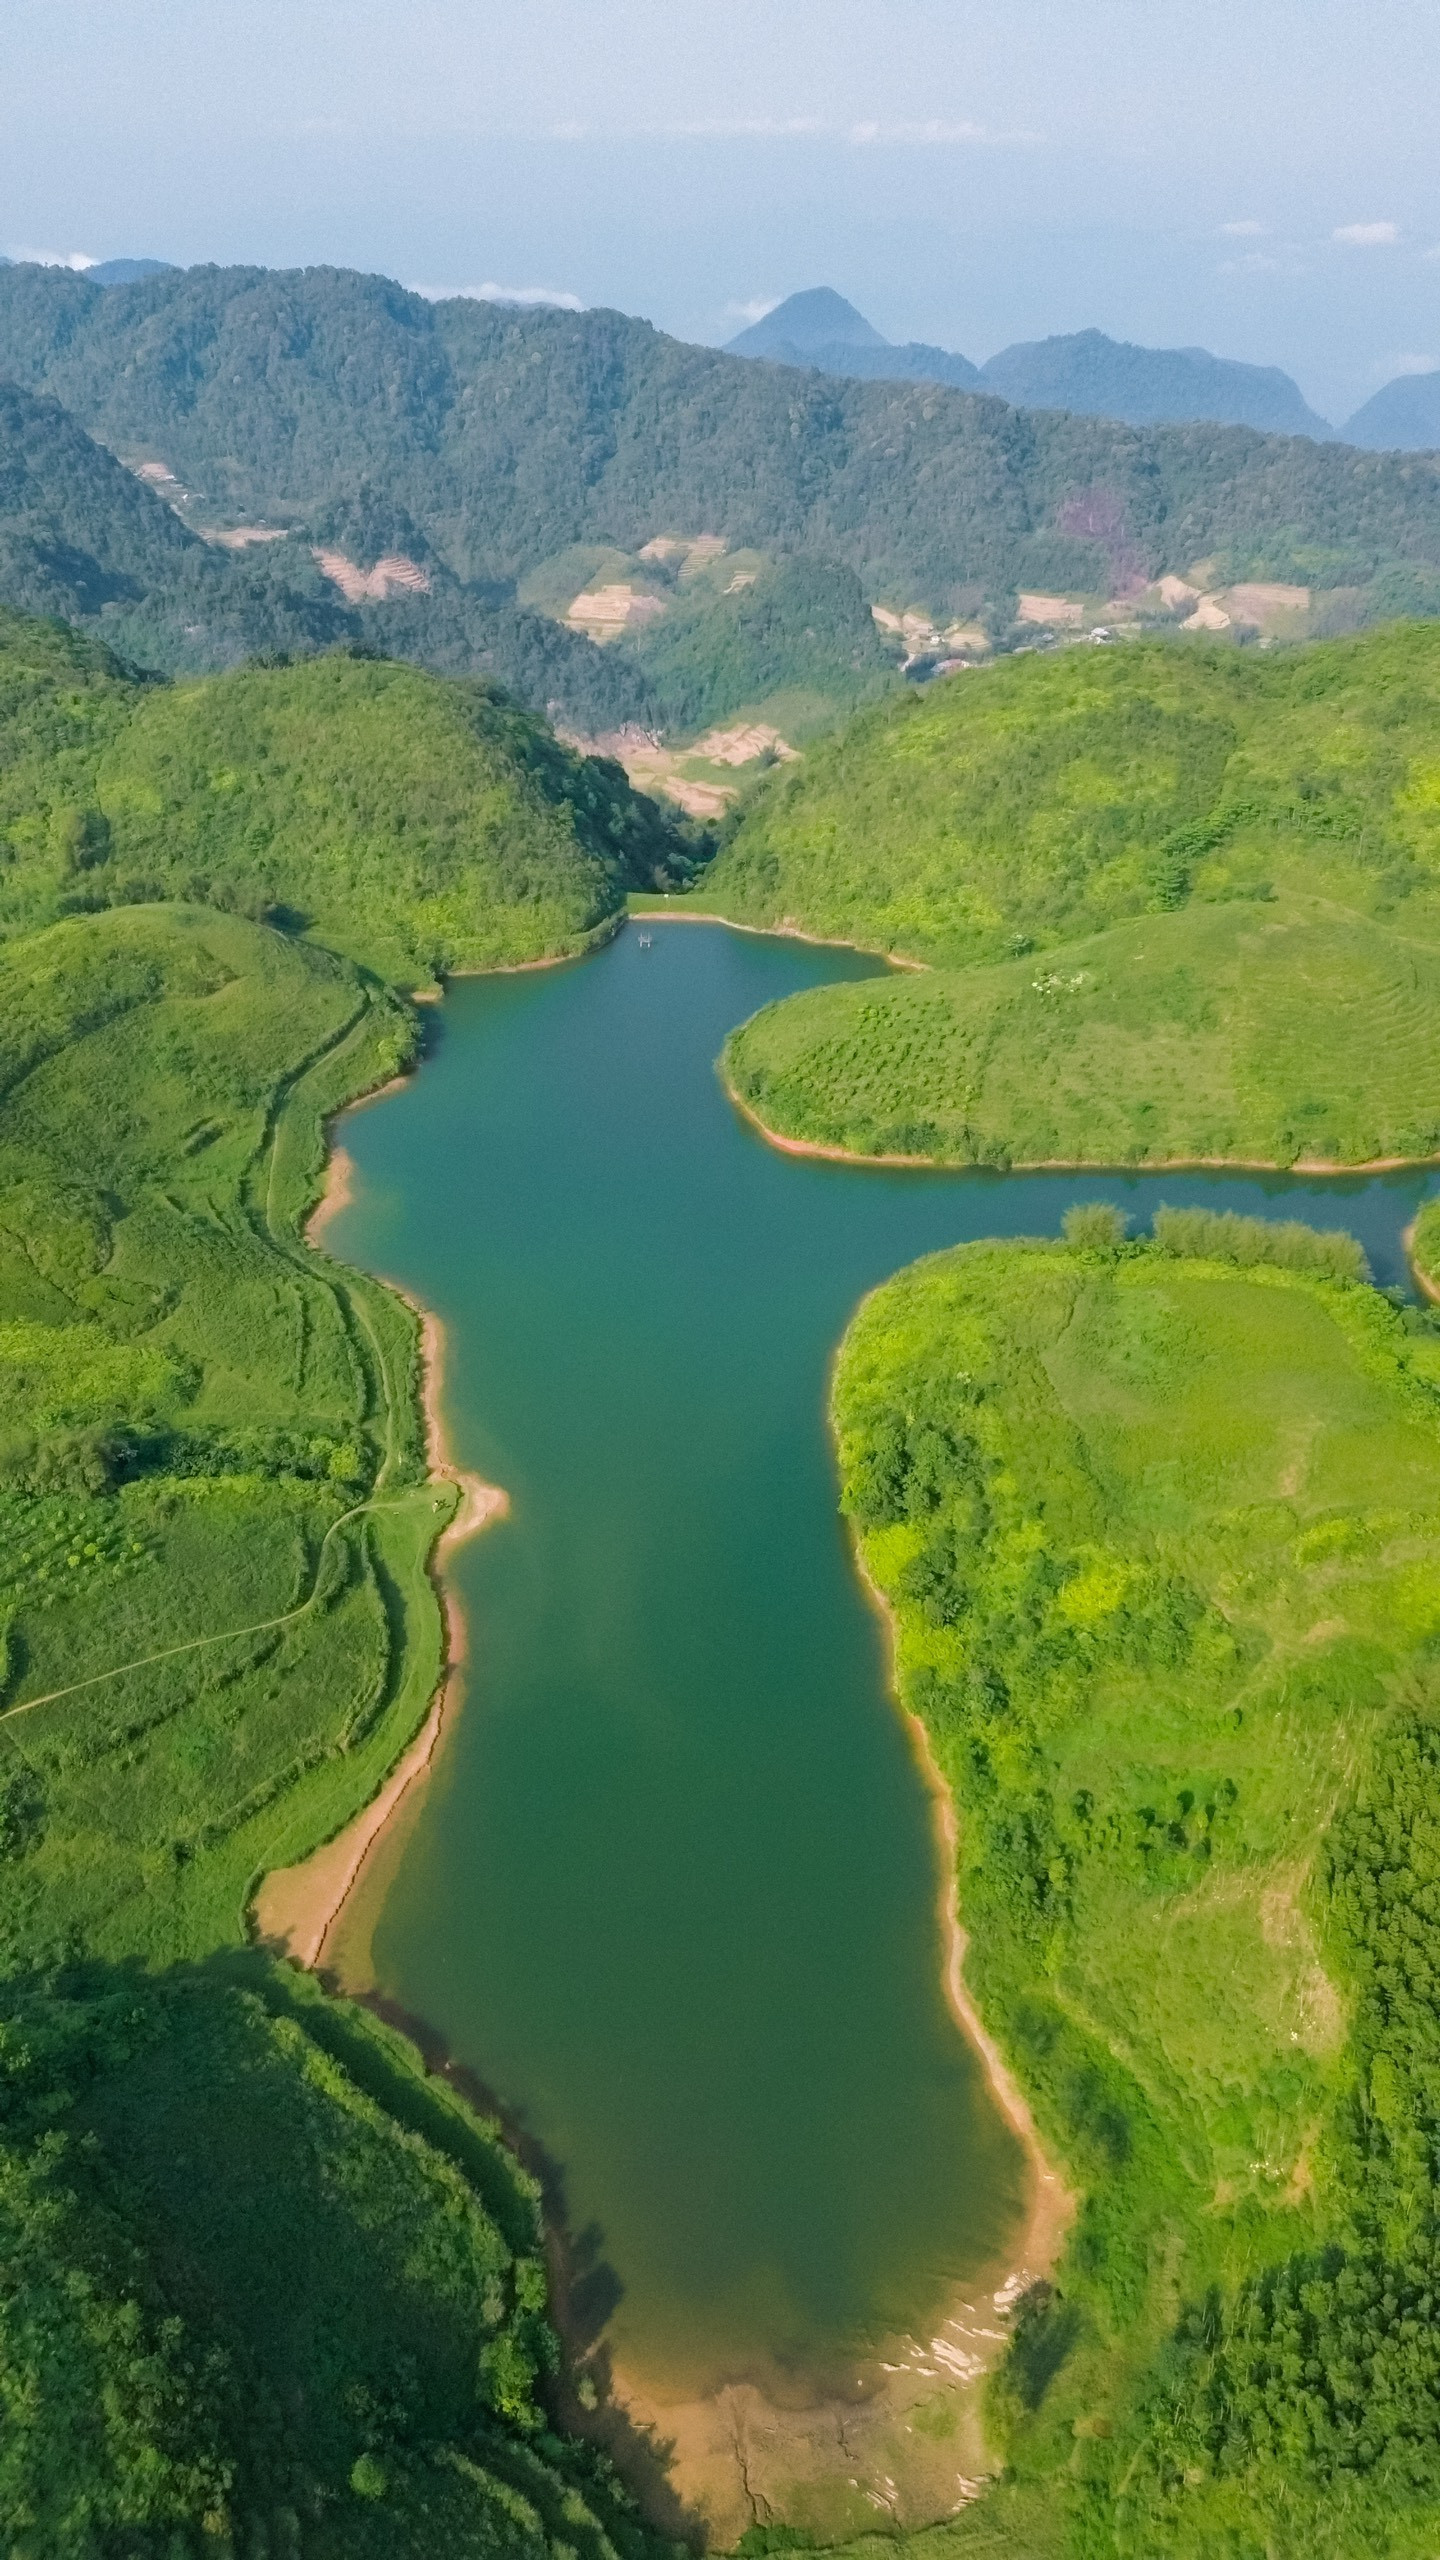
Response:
727,288,889,356
88,258,176,288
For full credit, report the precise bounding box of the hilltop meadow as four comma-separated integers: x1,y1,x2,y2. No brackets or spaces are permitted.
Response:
822,1215,1440,2560
713,624,1440,1169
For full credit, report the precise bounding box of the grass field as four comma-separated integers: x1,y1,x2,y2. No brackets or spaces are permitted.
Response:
822,1217,1440,2558
0,896,678,2553
724,895,1440,1167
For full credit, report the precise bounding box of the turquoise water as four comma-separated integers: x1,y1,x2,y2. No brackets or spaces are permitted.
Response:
324,920,1433,2403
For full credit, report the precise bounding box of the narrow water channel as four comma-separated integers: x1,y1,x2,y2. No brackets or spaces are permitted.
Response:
322,921,1433,2407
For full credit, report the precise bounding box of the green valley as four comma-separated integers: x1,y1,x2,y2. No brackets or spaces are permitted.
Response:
826,1217,1440,2558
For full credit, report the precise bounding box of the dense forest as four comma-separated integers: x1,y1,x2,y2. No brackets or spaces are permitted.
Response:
0,378,669,731
4,261,1440,637
0,608,689,977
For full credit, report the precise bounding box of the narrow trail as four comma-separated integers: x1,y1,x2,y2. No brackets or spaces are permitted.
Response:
3,990,431,1732
0,1492,434,1727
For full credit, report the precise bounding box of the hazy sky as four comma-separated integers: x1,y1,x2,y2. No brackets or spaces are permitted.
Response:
6,0,1440,420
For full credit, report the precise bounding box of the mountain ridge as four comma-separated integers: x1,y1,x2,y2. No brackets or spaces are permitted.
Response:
726,288,1331,438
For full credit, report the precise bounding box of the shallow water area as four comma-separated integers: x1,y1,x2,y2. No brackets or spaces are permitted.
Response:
318,921,1435,2503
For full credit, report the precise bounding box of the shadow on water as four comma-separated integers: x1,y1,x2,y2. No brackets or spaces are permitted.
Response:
336,1975,699,2543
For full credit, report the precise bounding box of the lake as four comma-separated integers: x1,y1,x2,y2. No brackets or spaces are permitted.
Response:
319,918,1432,2409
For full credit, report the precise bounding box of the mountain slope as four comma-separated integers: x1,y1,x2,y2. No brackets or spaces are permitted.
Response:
726,291,1324,436
3,261,1439,630
1343,368,1440,452
707,622,1440,1171
0,376,662,727
978,328,1331,439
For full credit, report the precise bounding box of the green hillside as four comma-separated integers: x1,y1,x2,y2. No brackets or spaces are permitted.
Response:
711,625,1440,1167
724,898,1440,1168
0,610,685,980
5,261,1440,635
703,626,1440,964
829,1224,1440,2559
0,901,669,2551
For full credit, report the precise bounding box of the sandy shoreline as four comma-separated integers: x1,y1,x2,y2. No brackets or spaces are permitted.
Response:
724,1072,1439,1179
846,1518,1074,2282
1405,1216,1440,1304
634,904,930,971
254,1144,508,1967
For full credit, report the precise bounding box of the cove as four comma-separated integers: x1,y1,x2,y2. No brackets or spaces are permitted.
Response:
318,920,1435,2414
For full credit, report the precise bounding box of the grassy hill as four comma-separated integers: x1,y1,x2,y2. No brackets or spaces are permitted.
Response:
710,624,1440,1167
0,609,685,981
6,261,1440,641
724,898,1440,1168
703,626,1440,965
829,1221,1440,2559
0,899,669,2551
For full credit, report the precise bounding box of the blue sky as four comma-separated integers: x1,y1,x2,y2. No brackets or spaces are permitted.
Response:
6,0,1439,420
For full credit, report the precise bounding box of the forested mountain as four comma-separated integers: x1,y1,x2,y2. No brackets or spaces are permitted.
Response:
727,289,1329,436
726,286,982,389
0,374,660,726
1343,367,1440,451
978,327,1331,438
3,260,1440,646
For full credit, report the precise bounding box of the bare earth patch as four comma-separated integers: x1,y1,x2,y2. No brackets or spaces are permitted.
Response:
873,604,991,656
1017,593,1085,628
565,583,668,637
312,547,432,603
569,720,799,818
1226,581,1312,627
1183,595,1234,632
198,525,289,549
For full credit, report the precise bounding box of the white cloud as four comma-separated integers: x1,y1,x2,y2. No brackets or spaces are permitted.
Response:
6,247,95,269
412,281,585,310
1379,352,1440,378
1219,219,1266,238
549,114,1033,147
849,118,1001,144
725,297,781,326
1219,250,1301,277
640,116,826,138
1333,220,1400,247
